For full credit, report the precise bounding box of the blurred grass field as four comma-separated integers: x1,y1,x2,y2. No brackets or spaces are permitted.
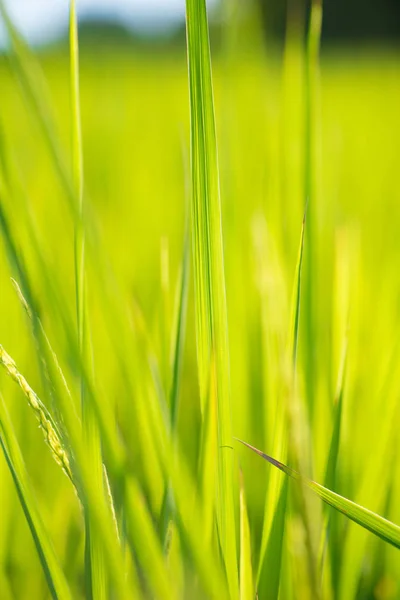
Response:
1,3,400,598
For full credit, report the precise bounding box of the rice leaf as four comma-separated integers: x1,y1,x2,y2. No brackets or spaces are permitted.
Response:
125,478,177,600
69,3,107,597
0,394,72,600
185,0,238,594
239,472,253,600
303,0,323,420
0,344,72,482
257,211,306,598
236,439,400,550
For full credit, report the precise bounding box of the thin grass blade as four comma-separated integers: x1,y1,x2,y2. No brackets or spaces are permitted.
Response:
236,439,400,550
0,394,72,600
239,472,253,600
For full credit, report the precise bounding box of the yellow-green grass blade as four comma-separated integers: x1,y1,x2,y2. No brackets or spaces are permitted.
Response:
0,191,134,595
127,314,227,598
239,472,253,600
197,356,218,548
69,3,107,597
0,394,72,600
288,210,306,372
302,0,323,421
288,210,321,598
0,341,135,597
170,224,190,432
0,1,78,219
185,0,238,595
257,212,306,599
134,355,228,599
160,226,190,545
0,173,124,488
0,344,72,483
0,167,124,483
259,477,289,600
338,361,400,599
125,478,177,600
119,298,226,599
320,334,348,588
236,439,400,550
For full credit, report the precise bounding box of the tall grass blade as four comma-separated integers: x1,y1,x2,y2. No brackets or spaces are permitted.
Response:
69,2,107,597
303,0,323,421
125,478,176,600
239,472,253,600
185,0,238,595
160,226,190,544
257,212,306,598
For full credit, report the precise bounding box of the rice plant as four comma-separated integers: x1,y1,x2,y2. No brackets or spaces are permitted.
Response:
0,0,400,598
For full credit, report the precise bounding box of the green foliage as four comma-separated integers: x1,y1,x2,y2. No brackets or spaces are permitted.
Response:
0,0,400,598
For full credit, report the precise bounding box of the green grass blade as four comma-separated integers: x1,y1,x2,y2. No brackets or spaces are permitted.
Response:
239,472,253,600
0,394,72,600
185,0,238,594
0,344,72,482
125,478,176,600
0,1,77,217
303,0,323,421
289,209,306,371
160,226,190,545
257,212,307,599
197,356,218,548
170,224,190,432
236,439,400,550
69,3,106,598
324,336,348,493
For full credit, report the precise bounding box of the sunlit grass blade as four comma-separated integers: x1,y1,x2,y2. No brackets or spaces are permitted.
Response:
0,141,125,485
303,0,323,421
319,333,348,587
133,353,228,599
0,188,134,596
338,351,400,599
289,209,322,598
0,394,72,600
125,478,176,600
288,209,306,371
257,211,309,598
160,225,190,544
185,0,238,594
239,472,253,600
197,355,218,548
170,224,190,432
324,337,348,493
236,439,400,550
0,1,77,217
0,344,72,482
69,2,106,597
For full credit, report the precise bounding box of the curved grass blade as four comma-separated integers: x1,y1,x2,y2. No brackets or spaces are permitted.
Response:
236,439,400,550
0,394,72,600
0,344,72,482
